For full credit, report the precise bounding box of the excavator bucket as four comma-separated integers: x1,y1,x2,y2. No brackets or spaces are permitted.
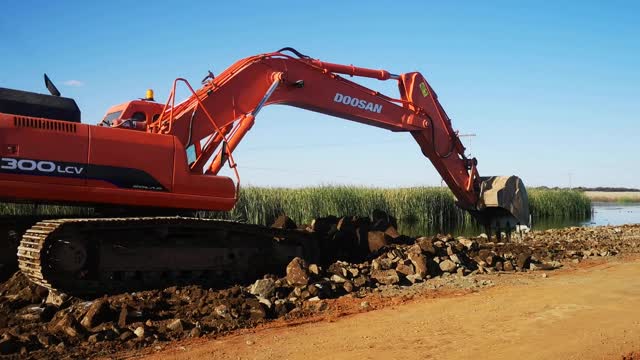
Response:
471,176,530,231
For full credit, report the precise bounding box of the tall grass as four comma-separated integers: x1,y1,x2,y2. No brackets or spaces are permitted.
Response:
528,188,591,218
0,187,591,234
0,203,92,217
211,186,591,234
221,186,467,230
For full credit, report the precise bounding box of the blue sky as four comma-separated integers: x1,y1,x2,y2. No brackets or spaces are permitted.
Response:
2,0,638,188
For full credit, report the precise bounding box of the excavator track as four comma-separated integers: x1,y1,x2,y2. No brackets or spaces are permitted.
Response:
17,217,321,296
0,216,50,280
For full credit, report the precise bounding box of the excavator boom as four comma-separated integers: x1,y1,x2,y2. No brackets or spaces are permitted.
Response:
150,48,529,229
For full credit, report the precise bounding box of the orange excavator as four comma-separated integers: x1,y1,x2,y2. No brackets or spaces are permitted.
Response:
0,48,529,295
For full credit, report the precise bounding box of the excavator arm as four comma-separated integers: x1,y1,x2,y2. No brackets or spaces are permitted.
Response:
149,48,529,230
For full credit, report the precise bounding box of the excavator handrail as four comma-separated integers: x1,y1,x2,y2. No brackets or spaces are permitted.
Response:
150,78,242,199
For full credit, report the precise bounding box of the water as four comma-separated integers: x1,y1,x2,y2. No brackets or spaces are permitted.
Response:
533,202,640,230
398,202,640,237
582,202,640,227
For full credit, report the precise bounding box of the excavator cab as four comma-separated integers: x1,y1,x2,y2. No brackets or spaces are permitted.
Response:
100,90,163,131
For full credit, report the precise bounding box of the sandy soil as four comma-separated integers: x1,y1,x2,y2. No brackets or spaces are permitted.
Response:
585,191,640,202
138,257,640,360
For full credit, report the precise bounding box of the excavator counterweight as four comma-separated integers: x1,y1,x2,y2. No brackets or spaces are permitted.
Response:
0,48,530,294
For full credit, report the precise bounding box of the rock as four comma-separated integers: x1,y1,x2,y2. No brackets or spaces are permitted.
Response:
370,259,382,270
215,304,230,319
300,290,311,300
330,274,347,283
367,231,389,252
415,237,436,255
51,313,84,338
542,273,548,278
352,276,367,288
343,281,354,293
485,255,498,267
119,330,134,341
396,262,415,276
517,253,531,271
271,215,297,229
504,260,515,271
273,300,290,317
408,253,428,278
457,237,478,250
328,263,348,277
134,326,145,338
384,226,400,239
378,257,395,270
46,291,68,307
250,278,276,299
495,261,504,271
308,264,321,276
426,258,441,276
118,305,129,328
439,259,457,273
190,327,202,338
88,333,102,343
81,299,111,328
446,246,456,256
530,262,560,271
286,257,310,286
307,285,319,297
548,261,562,269
371,269,400,285
167,319,184,332
37,333,55,348
360,301,371,309
257,296,272,309
406,274,423,283
478,249,491,262
248,301,267,320
449,253,462,264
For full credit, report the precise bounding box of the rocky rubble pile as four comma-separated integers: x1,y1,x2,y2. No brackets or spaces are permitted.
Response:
0,218,638,359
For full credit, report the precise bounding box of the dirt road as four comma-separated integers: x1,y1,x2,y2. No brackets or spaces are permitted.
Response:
141,258,640,360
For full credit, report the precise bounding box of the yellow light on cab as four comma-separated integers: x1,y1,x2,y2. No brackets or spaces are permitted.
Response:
145,89,155,101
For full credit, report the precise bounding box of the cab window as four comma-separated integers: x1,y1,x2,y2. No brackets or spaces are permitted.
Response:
102,111,123,126
132,112,146,122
